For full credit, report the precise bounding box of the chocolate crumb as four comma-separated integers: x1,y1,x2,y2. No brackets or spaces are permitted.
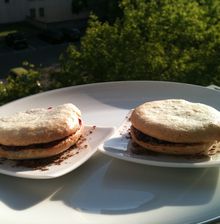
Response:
13,145,80,171
89,126,96,134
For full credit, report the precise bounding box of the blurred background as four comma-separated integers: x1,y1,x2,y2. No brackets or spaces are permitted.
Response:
0,0,220,105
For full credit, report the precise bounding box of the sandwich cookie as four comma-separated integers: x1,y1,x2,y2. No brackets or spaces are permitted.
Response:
0,103,83,160
130,99,220,155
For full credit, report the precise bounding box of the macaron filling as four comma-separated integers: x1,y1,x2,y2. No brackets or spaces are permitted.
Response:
131,126,203,147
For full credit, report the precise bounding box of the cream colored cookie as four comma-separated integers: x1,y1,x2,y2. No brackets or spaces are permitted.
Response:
0,103,82,146
0,124,83,160
131,99,220,143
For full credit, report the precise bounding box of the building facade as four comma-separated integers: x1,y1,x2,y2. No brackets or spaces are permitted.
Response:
0,0,88,25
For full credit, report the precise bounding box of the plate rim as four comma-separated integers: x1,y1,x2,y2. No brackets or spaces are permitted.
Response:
1,80,219,108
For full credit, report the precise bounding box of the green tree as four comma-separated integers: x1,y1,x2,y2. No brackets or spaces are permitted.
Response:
60,0,220,87
0,63,43,105
1,0,220,105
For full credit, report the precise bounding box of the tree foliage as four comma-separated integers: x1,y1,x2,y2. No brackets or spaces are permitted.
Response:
1,0,220,105
0,63,43,105
60,0,220,87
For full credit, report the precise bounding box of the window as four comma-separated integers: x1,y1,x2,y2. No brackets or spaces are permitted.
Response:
30,8,36,18
39,8,45,17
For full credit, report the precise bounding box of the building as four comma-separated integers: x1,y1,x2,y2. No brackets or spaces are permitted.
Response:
0,0,88,28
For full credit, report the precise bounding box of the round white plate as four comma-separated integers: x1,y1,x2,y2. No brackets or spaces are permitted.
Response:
0,81,220,224
100,111,220,168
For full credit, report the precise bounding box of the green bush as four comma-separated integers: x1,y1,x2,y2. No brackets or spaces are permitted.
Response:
0,63,43,105
58,0,220,87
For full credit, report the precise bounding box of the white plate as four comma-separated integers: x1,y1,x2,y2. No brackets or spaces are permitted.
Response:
0,126,114,179
0,81,220,224
100,111,220,168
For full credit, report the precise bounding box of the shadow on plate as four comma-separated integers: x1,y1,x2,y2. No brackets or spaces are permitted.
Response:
0,151,110,211
50,152,219,215
0,173,66,210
